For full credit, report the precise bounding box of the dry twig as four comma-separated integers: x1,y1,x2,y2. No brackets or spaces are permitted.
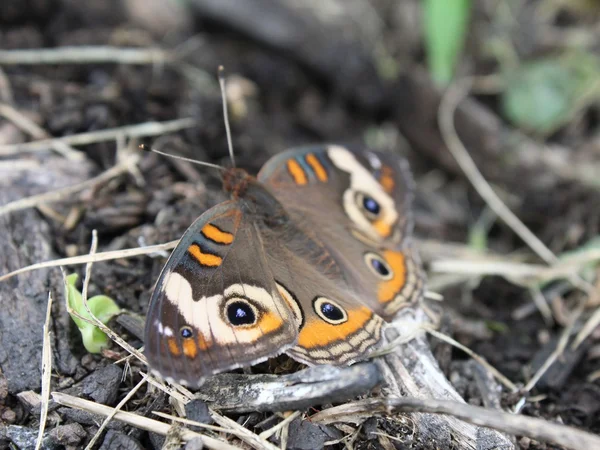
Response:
311,397,600,450
0,118,196,155
51,392,238,450
34,292,53,450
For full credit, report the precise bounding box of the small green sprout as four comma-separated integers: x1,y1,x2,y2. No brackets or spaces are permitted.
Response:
65,273,121,354
423,0,472,86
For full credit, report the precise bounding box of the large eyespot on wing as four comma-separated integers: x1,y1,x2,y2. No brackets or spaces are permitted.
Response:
286,293,385,366
361,246,425,319
144,201,299,387
326,145,401,242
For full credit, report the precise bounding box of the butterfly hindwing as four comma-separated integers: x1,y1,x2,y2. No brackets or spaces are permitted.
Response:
144,201,298,386
257,220,385,366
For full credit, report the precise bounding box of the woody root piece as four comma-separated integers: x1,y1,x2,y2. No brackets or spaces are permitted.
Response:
197,307,514,449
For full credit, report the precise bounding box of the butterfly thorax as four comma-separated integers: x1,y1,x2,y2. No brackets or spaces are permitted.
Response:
223,167,288,226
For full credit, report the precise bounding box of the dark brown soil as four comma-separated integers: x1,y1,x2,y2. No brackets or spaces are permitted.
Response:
1,1,599,449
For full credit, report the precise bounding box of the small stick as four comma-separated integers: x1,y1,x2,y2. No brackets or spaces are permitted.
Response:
0,103,83,160
0,154,140,217
0,240,178,282
0,46,170,65
51,392,238,450
35,292,53,450
311,397,600,450
0,118,196,155
210,410,279,450
85,376,148,450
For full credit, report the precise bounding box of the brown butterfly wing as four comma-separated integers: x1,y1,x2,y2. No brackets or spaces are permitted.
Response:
144,201,298,387
258,145,425,321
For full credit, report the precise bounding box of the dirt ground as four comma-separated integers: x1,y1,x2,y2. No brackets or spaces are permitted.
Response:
1,0,599,449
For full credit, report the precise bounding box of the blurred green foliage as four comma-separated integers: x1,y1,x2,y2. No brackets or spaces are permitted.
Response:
502,52,600,134
423,0,472,86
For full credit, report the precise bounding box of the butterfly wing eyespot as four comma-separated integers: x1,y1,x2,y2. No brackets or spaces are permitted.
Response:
313,297,348,325
355,192,381,220
223,298,259,327
364,252,393,280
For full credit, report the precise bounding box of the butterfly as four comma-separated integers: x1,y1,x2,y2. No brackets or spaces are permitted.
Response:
144,144,425,387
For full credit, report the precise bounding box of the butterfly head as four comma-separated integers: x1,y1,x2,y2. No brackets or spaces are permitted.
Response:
222,167,253,198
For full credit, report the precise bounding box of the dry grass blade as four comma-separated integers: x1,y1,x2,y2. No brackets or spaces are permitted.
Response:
0,46,170,65
0,103,83,160
0,154,140,217
35,292,53,450
439,77,594,294
85,375,147,450
210,411,280,450
259,411,301,440
572,306,600,349
0,240,178,282
426,328,518,392
311,397,600,450
523,301,585,393
439,78,558,265
144,373,193,404
0,118,196,155
51,392,238,450
152,411,230,434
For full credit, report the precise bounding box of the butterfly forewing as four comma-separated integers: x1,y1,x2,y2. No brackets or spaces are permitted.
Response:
144,201,298,386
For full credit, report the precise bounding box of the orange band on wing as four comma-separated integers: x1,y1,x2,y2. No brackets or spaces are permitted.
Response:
379,165,395,194
298,306,373,349
373,219,392,238
305,153,328,182
257,311,284,334
377,250,406,304
182,338,198,358
197,333,211,351
287,159,308,185
188,244,222,267
167,338,181,356
201,223,234,244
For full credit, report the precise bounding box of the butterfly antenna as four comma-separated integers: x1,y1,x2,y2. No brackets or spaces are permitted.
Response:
218,65,236,168
139,145,226,172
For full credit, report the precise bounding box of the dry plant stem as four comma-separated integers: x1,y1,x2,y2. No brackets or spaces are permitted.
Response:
523,302,585,393
154,411,278,450
78,231,146,364
377,310,513,449
259,411,301,440
572,306,600,349
51,392,238,450
144,373,193,404
311,397,600,450
0,240,178,282
0,117,196,155
0,46,170,65
152,411,231,434
35,292,53,450
0,103,83,160
0,154,140,216
85,376,148,450
210,411,280,450
426,328,517,392
439,78,557,265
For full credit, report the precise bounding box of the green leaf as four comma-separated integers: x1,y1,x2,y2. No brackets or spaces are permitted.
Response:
65,273,121,353
502,52,600,134
423,0,472,86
